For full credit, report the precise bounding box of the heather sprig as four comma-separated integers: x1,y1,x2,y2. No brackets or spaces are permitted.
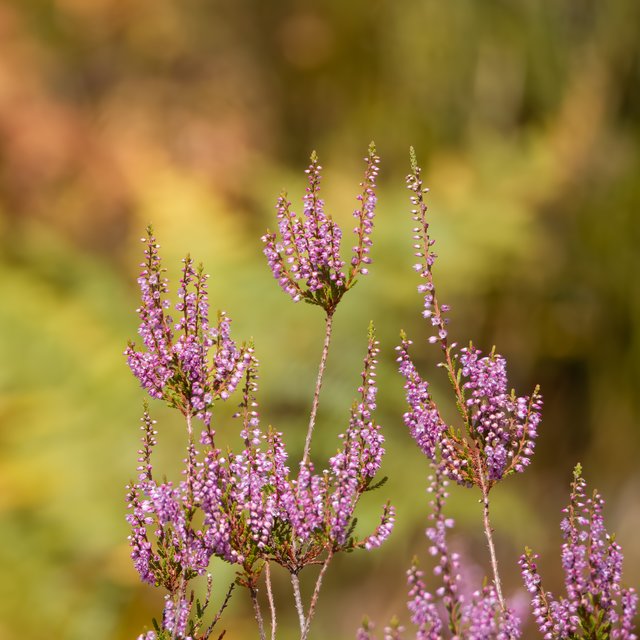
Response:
126,408,211,590
138,578,234,640
126,408,236,640
126,227,251,428
127,216,392,639
520,464,638,640
262,145,380,466
261,143,379,315
398,150,542,491
397,149,544,611
359,467,522,640
410,468,521,640
261,325,393,639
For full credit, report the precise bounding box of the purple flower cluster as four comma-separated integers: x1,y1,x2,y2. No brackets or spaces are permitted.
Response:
125,229,250,426
125,411,218,589
127,338,392,634
398,153,542,491
136,575,231,640
459,346,542,484
126,225,392,636
261,144,379,314
410,469,521,640
396,336,447,462
398,339,542,489
359,469,521,640
259,328,392,569
520,464,638,639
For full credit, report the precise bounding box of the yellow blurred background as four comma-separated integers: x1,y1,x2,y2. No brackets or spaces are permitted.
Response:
0,0,639,638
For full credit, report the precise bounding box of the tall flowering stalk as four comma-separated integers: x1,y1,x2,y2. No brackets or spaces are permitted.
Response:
262,144,380,466
126,230,251,429
125,407,236,640
396,149,542,614
520,464,638,640
261,148,390,637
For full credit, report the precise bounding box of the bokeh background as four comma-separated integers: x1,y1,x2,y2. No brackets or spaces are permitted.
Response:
0,0,639,638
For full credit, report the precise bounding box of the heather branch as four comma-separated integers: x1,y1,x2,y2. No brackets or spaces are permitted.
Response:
249,582,267,640
346,142,379,288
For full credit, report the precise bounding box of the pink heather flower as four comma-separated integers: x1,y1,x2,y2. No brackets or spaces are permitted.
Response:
126,231,174,399
262,145,380,314
137,595,197,640
407,564,443,639
224,353,280,552
407,468,521,639
126,228,250,427
362,503,396,550
383,622,406,640
254,326,391,569
396,337,447,462
399,152,542,490
361,467,521,639
356,619,377,640
327,325,392,548
162,594,191,638
459,346,542,484
520,464,637,639
465,586,521,640
406,147,449,348
126,410,237,589
192,439,240,565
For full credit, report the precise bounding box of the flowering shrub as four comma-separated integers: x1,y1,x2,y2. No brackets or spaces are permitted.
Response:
520,464,638,639
125,147,637,639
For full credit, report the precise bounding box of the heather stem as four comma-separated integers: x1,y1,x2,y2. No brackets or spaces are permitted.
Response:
185,411,193,442
184,411,196,508
302,312,334,466
301,550,334,640
291,573,306,635
250,584,267,640
265,561,277,640
477,466,506,612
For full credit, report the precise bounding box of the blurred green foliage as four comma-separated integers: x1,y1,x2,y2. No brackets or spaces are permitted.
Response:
0,0,639,638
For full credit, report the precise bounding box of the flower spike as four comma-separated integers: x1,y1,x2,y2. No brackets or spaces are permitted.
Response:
262,146,380,315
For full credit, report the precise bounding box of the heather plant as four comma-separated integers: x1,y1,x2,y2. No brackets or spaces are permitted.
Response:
126,146,392,639
124,146,637,640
